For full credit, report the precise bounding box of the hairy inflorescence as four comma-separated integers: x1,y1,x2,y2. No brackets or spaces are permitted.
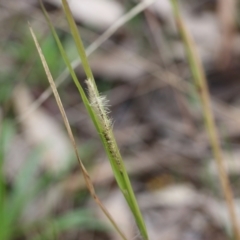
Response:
86,79,122,171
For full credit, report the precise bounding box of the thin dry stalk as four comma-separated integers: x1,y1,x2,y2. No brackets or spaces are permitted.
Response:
170,1,240,239
29,25,127,240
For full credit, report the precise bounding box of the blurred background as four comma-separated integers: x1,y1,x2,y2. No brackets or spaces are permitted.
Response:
1,0,240,239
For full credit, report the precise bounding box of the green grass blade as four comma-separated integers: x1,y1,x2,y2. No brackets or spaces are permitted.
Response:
39,1,123,189
61,0,96,89
60,1,148,238
38,0,97,128
29,23,128,240
5,148,43,227
38,1,125,191
19,0,158,124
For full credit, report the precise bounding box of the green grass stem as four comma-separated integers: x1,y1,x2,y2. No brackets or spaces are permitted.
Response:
30,23,128,240
62,0,148,237
38,0,149,238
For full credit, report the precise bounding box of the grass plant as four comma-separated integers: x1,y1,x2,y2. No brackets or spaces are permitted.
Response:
30,1,150,239
170,0,240,239
19,0,157,123
29,25,128,240
2,0,239,239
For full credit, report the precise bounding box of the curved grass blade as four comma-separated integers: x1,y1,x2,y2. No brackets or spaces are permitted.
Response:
60,0,148,238
39,0,135,223
29,25,127,240
19,0,157,123
59,0,96,90
38,0,125,191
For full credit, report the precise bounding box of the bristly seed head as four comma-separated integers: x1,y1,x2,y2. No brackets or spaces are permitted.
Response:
86,79,122,170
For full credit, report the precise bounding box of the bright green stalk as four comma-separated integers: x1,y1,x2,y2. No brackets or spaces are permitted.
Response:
38,0,125,193
60,0,148,238
61,0,96,90
30,22,127,240
38,0,99,133
170,1,240,239
40,0,148,238
41,1,148,239
86,79,148,238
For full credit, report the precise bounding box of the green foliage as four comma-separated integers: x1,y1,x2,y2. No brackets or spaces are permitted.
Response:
31,209,108,240
38,0,149,238
0,119,106,240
